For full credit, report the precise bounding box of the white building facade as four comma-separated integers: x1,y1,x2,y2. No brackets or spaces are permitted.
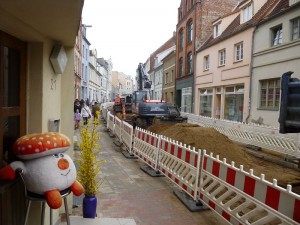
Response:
89,49,101,103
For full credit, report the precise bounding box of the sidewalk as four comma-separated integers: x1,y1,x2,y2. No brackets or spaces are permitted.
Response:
67,122,227,225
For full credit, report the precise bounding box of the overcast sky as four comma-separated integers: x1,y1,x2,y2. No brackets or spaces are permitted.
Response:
82,0,181,77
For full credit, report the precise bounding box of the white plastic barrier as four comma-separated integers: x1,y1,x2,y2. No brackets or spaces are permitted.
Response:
159,137,201,200
133,128,160,171
199,151,300,225
181,113,300,158
114,116,122,141
107,111,115,133
122,121,134,154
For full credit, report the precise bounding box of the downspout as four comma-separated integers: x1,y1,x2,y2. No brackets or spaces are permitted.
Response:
246,25,258,123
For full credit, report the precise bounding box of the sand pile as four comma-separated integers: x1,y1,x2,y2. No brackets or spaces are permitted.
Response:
148,123,300,188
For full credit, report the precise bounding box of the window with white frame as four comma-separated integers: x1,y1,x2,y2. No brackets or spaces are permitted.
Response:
181,87,192,113
260,79,280,110
242,4,253,22
214,23,221,38
219,49,226,66
235,42,243,61
292,17,300,40
170,70,173,82
204,55,209,70
272,25,283,46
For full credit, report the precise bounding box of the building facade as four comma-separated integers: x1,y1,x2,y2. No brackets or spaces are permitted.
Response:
0,1,83,224
111,71,133,97
89,49,102,103
250,0,300,126
162,48,176,104
81,26,91,103
175,0,238,113
194,0,279,122
74,20,82,100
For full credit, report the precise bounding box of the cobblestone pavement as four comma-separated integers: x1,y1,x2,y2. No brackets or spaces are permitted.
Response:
72,123,228,225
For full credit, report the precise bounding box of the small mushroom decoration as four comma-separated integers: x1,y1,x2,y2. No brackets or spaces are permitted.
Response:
0,132,84,209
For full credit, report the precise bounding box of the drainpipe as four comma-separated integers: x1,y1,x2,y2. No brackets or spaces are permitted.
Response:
246,25,258,123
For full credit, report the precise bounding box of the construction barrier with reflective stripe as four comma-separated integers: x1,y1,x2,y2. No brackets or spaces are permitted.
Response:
133,128,160,171
159,136,201,200
114,116,122,141
122,121,134,154
199,151,300,225
107,111,115,133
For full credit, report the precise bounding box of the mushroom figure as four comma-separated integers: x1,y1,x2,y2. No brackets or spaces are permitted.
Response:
0,132,84,209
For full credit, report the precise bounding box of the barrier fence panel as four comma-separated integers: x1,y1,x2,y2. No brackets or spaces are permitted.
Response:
122,121,134,154
114,116,122,141
133,128,160,171
107,111,115,133
183,113,300,158
159,137,201,200
198,151,300,225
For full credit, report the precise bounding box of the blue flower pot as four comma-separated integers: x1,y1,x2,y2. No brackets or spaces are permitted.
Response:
83,195,97,218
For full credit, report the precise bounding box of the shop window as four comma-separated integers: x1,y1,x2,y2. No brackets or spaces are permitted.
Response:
224,85,244,122
200,89,213,117
181,87,192,113
260,79,280,110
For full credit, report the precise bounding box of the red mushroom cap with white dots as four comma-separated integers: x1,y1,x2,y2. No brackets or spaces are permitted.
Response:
13,132,71,160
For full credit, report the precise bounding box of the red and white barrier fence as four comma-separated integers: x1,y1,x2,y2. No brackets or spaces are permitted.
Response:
114,116,122,141
104,114,300,225
122,121,134,154
199,151,300,225
159,137,201,200
107,111,115,133
133,128,160,171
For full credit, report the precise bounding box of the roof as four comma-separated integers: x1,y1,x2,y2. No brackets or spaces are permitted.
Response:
197,0,280,52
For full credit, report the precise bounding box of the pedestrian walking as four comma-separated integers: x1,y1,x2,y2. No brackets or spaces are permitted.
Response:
74,99,82,113
74,109,81,129
81,103,92,125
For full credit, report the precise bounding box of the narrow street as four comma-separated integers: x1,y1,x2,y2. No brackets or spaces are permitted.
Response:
71,122,228,225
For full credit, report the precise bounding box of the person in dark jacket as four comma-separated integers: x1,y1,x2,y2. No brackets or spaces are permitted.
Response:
74,99,82,113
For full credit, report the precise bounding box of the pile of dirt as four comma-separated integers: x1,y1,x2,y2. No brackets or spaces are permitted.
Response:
148,123,300,188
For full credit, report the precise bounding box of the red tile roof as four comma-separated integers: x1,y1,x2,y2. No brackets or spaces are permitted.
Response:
198,0,281,52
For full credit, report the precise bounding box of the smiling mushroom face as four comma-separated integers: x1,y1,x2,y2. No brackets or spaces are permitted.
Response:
13,132,71,160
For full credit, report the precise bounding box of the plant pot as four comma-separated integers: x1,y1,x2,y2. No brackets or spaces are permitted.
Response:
83,195,97,218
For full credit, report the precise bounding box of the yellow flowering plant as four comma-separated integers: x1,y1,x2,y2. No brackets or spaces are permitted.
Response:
77,111,105,196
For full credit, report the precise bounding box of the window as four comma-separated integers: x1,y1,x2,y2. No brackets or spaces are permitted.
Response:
171,70,173,82
181,87,192,113
200,89,213,117
242,4,253,22
179,57,183,77
214,23,221,38
235,42,243,61
224,85,244,122
272,25,283,46
165,72,168,84
187,52,193,74
179,30,184,49
292,18,300,40
204,55,209,70
260,79,280,110
219,49,226,66
187,21,193,43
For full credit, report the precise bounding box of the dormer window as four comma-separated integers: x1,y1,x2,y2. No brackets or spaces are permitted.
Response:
214,23,221,38
242,4,253,22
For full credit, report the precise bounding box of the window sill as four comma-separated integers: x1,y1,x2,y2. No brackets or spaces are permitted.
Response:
233,60,243,64
203,69,209,72
218,64,225,68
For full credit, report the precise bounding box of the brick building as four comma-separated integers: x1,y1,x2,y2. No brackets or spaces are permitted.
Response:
175,0,238,112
